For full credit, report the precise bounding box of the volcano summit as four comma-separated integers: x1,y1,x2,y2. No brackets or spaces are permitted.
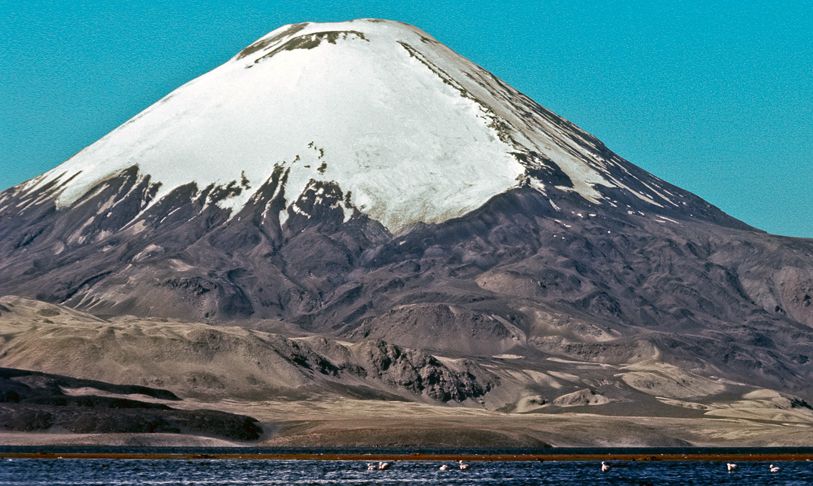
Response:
0,19,811,447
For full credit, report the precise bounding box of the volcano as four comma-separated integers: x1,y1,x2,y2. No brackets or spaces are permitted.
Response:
0,19,811,446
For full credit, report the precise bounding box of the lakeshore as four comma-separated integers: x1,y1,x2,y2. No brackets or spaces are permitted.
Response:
1,447,812,462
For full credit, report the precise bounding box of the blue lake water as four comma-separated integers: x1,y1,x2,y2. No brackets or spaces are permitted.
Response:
1,459,812,485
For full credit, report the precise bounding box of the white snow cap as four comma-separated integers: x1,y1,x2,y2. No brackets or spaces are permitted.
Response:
31,19,661,233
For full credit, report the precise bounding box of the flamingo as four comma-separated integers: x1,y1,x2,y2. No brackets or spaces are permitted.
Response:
601,461,610,472
366,463,376,471
378,462,391,471
459,460,470,471
727,463,737,472
439,464,449,471
769,464,780,473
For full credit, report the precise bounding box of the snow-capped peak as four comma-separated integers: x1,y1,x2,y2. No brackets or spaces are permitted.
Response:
27,19,678,233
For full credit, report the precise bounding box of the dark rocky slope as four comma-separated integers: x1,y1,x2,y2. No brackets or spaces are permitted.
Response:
0,368,261,440
0,175,810,400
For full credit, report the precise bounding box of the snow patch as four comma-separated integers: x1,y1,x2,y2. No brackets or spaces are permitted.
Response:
31,20,525,233
25,19,680,232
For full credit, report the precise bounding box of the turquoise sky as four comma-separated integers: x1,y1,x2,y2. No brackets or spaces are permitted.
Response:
1,1,811,237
